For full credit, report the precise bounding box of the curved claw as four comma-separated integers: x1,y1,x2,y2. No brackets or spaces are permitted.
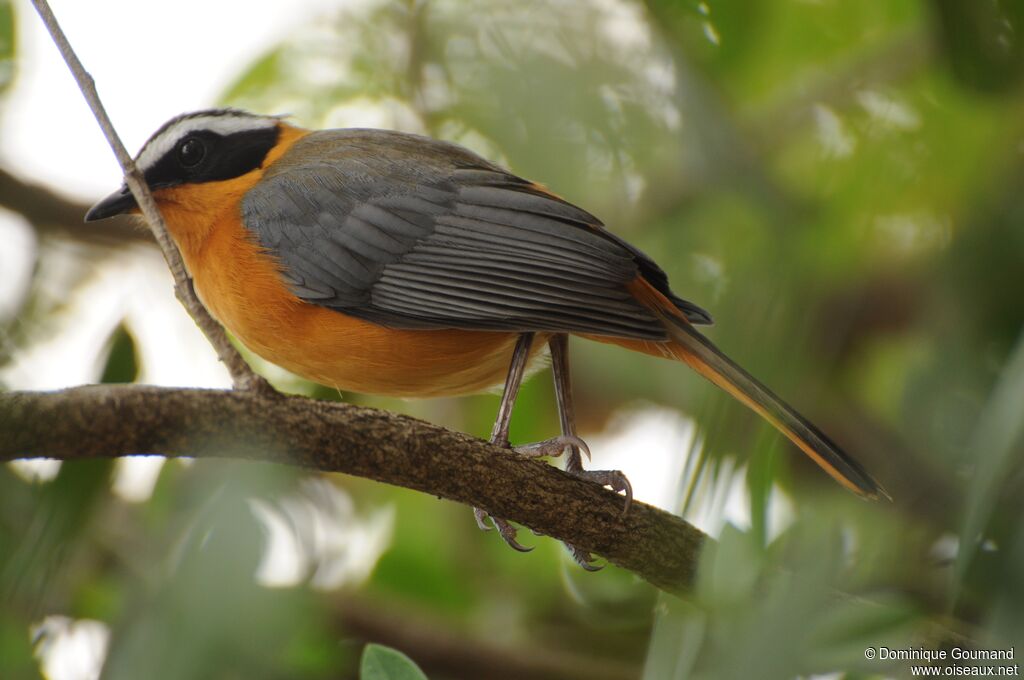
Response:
567,544,603,571
493,518,534,553
474,508,534,552
568,435,591,462
618,474,634,517
473,507,492,531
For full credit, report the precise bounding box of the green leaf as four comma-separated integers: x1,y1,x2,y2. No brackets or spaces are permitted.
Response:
100,324,138,384
360,644,429,680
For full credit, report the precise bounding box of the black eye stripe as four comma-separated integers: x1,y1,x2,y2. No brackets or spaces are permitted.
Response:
143,126,280,189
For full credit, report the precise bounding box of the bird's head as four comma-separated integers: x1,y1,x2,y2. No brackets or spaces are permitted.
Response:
85,108,287,223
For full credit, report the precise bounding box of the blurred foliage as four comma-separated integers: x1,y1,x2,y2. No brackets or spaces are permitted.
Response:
3,0,1024,678
0,0,14,95
931,0,1024,94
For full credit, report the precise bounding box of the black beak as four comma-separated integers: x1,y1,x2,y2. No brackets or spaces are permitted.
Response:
85,184,138,221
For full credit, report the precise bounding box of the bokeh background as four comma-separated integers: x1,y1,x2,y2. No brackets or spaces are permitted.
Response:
2,1,1023,678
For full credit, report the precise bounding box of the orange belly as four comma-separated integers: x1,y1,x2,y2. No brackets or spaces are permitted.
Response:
184,206,548,397
231,304,548,398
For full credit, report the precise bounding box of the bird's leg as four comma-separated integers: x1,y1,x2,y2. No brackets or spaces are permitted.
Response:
488,332,534,448
549,333,633,570
475,332,627,558
474,332,537,552
549,333,584,474
550,334,632,501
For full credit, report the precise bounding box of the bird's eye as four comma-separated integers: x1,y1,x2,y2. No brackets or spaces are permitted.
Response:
177,138,206,168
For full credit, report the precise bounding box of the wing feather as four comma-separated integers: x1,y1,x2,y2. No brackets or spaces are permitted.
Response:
241,128,710,338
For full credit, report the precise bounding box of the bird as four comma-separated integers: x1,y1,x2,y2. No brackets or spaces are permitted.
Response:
86,108,883,565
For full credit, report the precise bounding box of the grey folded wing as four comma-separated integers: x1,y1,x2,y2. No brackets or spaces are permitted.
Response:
240,128,710,340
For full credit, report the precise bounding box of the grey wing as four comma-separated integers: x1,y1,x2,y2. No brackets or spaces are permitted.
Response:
241,129,710,340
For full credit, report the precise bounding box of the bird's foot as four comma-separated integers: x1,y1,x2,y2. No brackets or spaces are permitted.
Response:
566,467,633,516
556,463,632,570
473,434,631,566
512,434,590,460
473,508,602,569
471,436,586,553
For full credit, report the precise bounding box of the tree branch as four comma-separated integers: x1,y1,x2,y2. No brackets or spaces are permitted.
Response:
28,0,267,392
0,385,707,594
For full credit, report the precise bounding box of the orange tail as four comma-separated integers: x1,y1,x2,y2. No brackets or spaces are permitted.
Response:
616,278,884,499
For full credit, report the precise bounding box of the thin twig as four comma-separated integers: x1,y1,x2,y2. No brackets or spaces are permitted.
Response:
28,0,268,392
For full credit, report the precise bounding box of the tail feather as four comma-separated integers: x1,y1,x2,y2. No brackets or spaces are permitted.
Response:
626,278,884,499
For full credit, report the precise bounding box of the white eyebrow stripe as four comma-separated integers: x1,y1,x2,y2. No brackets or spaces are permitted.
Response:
136,114,278,172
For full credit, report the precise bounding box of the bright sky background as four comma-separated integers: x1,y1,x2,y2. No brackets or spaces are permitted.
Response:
2,0,340,200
